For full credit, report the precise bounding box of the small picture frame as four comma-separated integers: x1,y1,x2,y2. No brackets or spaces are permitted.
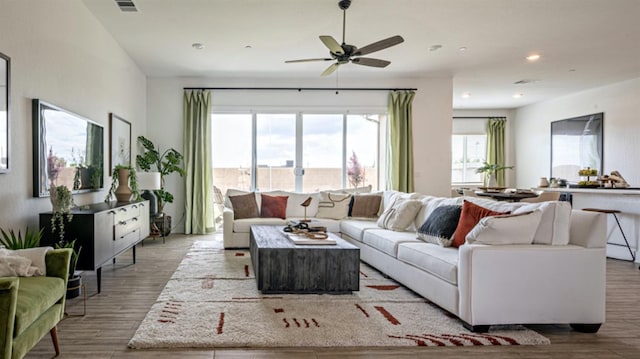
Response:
109,113,131,171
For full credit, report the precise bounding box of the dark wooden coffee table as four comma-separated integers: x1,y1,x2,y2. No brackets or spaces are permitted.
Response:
249,225,360,294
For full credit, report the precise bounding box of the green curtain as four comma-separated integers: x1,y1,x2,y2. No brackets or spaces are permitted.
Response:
183,90,214,234
387,90,415,192
486,117,507,186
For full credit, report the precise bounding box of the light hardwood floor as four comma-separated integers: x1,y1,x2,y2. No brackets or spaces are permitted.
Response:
28,233,640,359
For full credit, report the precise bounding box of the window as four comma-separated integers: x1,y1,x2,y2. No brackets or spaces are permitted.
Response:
212,112,382,196
451,134,487,184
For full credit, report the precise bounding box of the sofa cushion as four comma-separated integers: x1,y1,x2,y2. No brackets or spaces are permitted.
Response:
224,188,252,208
260,194,288,219
397,242,459,285
513,201,571,245
377,198,423,231
229,192,260,219
417,205,462,247
340,219,379,242
466,210,543,245
452,200,509,248
276,192,320,218
349,194,382,218
464,197,527,213
414,196,463,230
14,276,65,336
233,218,287,233
362,229,421,257
316,192,352,220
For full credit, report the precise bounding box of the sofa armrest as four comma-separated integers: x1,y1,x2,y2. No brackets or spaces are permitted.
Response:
569,210,606,248
223,207,235,248
45,248,72,282
458,243,606,327
0,277,19,358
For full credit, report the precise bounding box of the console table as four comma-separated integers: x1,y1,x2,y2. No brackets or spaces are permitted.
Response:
39,200,150,293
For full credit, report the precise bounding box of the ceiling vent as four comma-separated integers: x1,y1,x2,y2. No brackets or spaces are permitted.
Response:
115,0,138,12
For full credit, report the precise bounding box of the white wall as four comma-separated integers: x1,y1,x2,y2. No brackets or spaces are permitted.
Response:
0,0,146,230
147,76,453,232
514,78,640,188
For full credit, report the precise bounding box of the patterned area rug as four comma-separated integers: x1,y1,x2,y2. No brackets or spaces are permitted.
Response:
129,240,550,348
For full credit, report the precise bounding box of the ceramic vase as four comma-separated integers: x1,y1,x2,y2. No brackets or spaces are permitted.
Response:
486,173,498,188
114,168,132,202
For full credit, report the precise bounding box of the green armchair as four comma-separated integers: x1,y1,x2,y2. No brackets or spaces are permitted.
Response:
0,248,72,359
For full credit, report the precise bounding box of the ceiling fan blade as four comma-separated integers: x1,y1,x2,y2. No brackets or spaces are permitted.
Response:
319,35,344,55
285,58,333,63
351,57,391,68
354,35,404,56
321,63,340,76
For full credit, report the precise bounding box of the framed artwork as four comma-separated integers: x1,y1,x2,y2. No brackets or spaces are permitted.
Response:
109,113,131,171
0,51,10,173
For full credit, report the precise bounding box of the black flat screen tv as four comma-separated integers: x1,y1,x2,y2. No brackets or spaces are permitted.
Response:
32,99,104,197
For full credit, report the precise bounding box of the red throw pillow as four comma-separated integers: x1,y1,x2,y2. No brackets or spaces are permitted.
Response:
260,194,288,219
451,200,509,248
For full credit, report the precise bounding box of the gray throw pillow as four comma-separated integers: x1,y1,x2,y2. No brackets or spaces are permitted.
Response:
417,205,462,247
229,193,259,219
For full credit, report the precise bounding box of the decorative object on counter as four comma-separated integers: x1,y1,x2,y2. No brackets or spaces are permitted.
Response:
105,164,141,203
604,170,631,188
539,177,549,188
476,162,514,188
549,178,559,188
578,167,600,187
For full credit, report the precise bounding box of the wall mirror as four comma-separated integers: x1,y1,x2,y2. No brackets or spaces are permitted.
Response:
32,99,105,197
0,52,9,173
550,112,603,184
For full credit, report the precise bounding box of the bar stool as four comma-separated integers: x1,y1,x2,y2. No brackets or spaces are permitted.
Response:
582,208,636,262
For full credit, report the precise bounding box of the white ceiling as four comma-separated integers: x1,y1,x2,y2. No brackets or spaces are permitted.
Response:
82,0,640,109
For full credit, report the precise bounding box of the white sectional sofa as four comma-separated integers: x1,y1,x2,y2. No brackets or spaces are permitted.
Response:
223,189,607,332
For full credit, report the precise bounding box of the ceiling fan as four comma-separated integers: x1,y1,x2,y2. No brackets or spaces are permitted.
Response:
285,0,404,76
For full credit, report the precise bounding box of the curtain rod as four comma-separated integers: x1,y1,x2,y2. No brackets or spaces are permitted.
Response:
183,87,417,92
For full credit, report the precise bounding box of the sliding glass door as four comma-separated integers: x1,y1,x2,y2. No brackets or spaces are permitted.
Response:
212,112,381,194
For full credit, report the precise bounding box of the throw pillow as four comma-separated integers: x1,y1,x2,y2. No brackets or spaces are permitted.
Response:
224,188,251,208
260,194,288,219
451,200,509,248
228,192,259,219
466,210,543,245
316,192,352,220
377,198,423,231
349,194,382,219
416,205,462,247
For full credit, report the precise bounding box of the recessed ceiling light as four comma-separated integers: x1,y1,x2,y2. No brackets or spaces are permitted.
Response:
526,54,541,61
245,45,252,49
458,46,467,52
512,93,524,98
568,69,576,72
429,44,442,52
192,43,205,50
461,92,471,98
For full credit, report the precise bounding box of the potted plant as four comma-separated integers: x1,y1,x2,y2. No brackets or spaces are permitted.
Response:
0,227,44,249
50,185,74,242
476,162,514,188
104,165,141,203
136,136,185,235
55,238,83,299
49,185,83,298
